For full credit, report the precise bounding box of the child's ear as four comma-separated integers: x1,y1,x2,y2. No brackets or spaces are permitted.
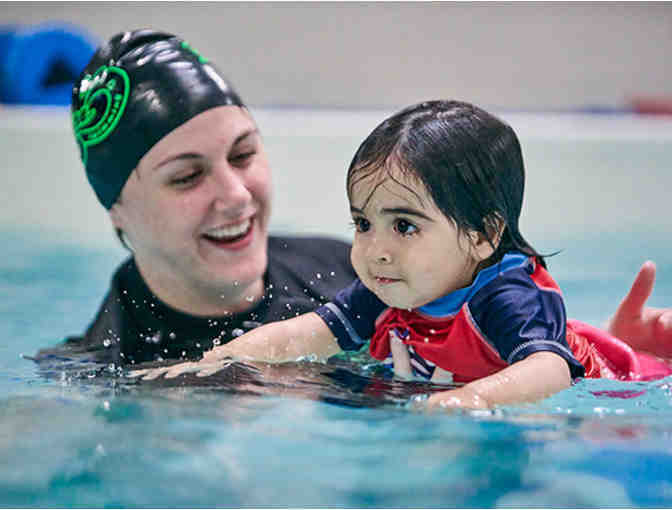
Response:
469,216,506,262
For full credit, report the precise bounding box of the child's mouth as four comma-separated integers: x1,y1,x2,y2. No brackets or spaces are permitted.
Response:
375,276,401,284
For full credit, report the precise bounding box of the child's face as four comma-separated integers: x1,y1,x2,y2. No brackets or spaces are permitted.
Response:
349,167,481,310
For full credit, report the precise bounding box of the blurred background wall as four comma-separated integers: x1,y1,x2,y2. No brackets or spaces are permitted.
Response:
3,1,671,111
1,1,671,256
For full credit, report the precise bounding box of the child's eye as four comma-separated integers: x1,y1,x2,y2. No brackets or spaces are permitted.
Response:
170,168,204,187
352,217,371,233
394,218,418,236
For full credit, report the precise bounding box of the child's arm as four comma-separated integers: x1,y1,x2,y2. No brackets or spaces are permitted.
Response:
132,312,341,380
426,351,571,410
202,312,341,363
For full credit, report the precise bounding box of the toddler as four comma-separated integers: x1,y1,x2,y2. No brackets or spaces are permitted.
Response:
135,100,672,409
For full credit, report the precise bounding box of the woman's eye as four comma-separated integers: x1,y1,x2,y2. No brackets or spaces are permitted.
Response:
395,219,418,236
170,169,203,187
229,151,255,166
352,217,370,233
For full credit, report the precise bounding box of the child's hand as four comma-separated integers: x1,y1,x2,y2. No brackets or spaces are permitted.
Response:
127,342,248,380
127,357,239,380
607,261,672,358
426,386,490,410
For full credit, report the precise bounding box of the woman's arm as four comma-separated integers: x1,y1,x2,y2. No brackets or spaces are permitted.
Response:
426,351,571,410
130,312,341,380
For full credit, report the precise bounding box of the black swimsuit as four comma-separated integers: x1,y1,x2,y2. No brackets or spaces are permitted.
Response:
34,236,356,368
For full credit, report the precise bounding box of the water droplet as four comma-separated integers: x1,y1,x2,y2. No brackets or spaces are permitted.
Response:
233,281,240,286
196,342,201,348
232,328,245,337
424,337,429,343
429,329,436,335
317,273,322,279
169,332,176,340
245,295,255,302
329,271,335,277
103,339,112,348
213,338,221,346
286,303,292,310
181,350,186,357
309,280,314,285
103,401,111,411
283,285,288,291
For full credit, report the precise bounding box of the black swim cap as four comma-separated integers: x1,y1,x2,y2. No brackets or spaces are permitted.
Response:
71,29,244,209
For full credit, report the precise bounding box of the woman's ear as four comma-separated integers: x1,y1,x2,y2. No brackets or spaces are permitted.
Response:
108,203,124,229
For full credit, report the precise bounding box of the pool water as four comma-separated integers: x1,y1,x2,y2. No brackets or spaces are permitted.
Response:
2,110,672,507
2,227,672,508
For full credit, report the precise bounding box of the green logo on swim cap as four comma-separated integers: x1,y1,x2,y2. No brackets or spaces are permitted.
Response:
181,41,209,64
72,65,130,165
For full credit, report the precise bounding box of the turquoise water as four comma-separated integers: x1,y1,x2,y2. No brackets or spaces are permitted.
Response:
2,227,672,508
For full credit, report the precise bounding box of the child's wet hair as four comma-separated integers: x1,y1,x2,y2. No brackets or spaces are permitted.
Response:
346,100,544,268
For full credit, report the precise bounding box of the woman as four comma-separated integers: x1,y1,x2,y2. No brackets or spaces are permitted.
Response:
35,29,672,371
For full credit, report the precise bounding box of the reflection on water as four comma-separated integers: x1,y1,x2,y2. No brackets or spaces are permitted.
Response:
5,340,672,507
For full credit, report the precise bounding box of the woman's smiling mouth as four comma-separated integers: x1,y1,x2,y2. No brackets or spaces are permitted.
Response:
202,218,254,246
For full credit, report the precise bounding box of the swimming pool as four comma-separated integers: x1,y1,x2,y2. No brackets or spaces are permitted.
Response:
2,108,672,507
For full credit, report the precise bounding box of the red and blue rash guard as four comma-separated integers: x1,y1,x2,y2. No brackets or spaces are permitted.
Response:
315,253,672,383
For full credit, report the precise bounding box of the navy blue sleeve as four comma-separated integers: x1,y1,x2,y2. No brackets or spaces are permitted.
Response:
469,269,585,379
314,278,387,351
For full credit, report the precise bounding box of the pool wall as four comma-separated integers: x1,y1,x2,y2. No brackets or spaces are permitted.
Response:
3,106,672,246
2,2,671,111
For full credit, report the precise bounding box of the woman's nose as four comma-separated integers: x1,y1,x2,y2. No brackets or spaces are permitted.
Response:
211,165,252,212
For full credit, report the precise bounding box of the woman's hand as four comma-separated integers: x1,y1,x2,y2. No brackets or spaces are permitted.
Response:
607,261,672,358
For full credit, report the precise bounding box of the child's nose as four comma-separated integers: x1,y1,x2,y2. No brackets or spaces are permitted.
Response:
369,239,392,264
375,252,391,264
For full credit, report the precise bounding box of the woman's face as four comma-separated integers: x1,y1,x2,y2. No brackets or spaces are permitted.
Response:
110,106,272,314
